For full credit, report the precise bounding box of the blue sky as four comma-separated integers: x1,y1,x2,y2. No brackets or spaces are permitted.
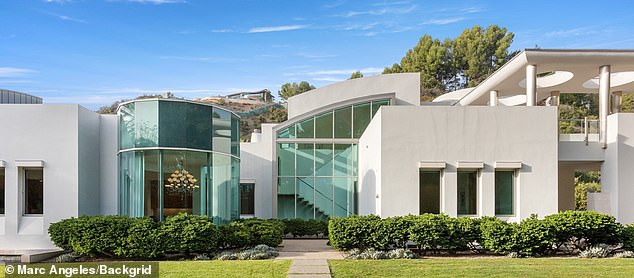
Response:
1,0,634,110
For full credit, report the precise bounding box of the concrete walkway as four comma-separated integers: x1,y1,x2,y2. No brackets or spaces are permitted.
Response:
276,239,344,278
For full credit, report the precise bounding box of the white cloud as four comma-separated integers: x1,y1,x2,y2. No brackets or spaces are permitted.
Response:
0,80,34,84
247,25,308,33
422,17,465,25
0,67,36,77
545,27,598,37
461,7,484,13
340,4,415,18
211,29,234,33
296,53,338,59
42,11,87,23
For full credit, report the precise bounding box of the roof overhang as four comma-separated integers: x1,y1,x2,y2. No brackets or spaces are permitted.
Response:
458,49,634,106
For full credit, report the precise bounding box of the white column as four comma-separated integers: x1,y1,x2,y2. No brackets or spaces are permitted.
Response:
489,90,498,106
612,91,622,114
526,65,537,106
599,65,611,149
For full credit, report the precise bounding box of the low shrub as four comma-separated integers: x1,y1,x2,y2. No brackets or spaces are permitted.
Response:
219,219,284,249
512,215,557,256
408,214,453,252
447,217,482,251
48,218,77,251
479,217,516,254
157,213,219,255
118,217,164,258
217,245,279,260
346,248,415,260
55,253,79,263
282,219,329,238
579,245,611,258
545,211,623,250
329,215,382,250
614,251,634,258
623,224,634,251
68,215,134,257
377,215,417,249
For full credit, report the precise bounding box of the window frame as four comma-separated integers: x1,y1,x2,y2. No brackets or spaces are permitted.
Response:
0,167,5,215
239,182,256,217
456,169,479,217
23,167,44,216
419,169,443,215
494,170,516,217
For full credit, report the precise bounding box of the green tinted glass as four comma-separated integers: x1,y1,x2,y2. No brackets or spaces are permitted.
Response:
296,143,314,176
134,101,158,148
457,171,478,215
159,101,188,148
371,99,390,116
334,144,354,176
495,171,514,215
119,103,135,150
352,103,371,138
277,143,295,176
315,144,333,176
277,177,296,219
296,177,314,219
212,108,232,154
296,118,314,138
315,112,333,138
315,177,333,220
334,107,352,138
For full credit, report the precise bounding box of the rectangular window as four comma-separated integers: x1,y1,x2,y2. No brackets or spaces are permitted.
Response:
0,168,4,214
25,168,44,215
315,112,333,138
352,103,371,138
457,171,477,215
420,170,441,214
240,183,255,215
495,171,515,215
334,107,352,139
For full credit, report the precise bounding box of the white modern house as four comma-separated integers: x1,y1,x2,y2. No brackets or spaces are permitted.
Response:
2,49,634,260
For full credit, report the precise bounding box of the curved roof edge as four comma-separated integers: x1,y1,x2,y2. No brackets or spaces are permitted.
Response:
286,73,420,118
117,98,240,118
0,89,43,104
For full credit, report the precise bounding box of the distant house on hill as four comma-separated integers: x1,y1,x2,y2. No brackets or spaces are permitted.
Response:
224,89,273,102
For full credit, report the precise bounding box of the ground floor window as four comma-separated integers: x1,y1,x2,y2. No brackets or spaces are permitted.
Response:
495,171,514,215
119,150,240,225
457,170,477,215
25,168,44,215
240,182,255,215
419,170,441,214
0,168,4,214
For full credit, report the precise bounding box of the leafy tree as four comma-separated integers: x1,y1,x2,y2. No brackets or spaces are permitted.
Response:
452,25,514,88
621,94,634,112
382,25,515,97
349,71,363,79
278,81,316,100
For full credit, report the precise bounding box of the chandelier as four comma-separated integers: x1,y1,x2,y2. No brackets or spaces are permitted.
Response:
164,158,199,193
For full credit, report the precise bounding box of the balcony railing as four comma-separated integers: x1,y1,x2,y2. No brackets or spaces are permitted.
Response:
559,117,599,143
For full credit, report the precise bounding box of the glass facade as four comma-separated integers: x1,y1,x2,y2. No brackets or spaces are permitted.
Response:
118,99,240,225
0,90,43,104
495,171,514,215
276,99,389,219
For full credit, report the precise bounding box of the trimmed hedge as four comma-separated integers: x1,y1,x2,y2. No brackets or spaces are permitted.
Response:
48,214,284,259
329,211,625,256
281,219,329,238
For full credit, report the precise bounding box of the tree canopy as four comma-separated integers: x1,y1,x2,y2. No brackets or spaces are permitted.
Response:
349,71,364,79
383,25,516,97
278,81,316,100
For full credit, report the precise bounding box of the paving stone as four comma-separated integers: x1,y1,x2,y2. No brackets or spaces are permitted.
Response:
287,274,332,278
288,265,331,274
291,259,328,266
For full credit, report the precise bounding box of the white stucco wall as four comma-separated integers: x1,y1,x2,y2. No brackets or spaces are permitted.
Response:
78,107,101,216
286,73,420,119
0,105,84,249
358,106,560,220
601,113,634,224
99,114,119,215
239,124,275,219
357,110,382,216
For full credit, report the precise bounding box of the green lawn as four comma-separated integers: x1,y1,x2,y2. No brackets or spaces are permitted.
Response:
329,258,634,278
0,260,291,278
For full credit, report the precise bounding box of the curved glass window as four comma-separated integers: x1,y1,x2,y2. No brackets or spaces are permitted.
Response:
118,99,240,224
275,99,388,220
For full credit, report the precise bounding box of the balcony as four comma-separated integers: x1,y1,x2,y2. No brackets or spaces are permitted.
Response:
559,118,599,143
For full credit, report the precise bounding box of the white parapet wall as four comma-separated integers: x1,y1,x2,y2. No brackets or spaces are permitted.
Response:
358,106,560,220
239,124,276,219
601,113,634,224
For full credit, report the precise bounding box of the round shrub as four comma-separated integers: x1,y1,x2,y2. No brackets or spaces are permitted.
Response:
377,215,417,249
544,211,623,250
446,217,482,251
480,216,516,254
49,217,78,250
219,222,255,249
117,217,164,258
623,224,634,251
408,214,452,251
329,215,382,250
513,215,557,256
69,215,133,257
158,213,219,255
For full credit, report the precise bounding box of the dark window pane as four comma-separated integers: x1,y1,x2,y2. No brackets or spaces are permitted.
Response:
25,169,44,214
240,183,255,215
334,107,352,138
231,115,240,156
457,171,477,215
352,103,371,138
495,171,514,215
420,171,441,214
144,151,160,220
296,118,314,138
159,101,188,148
0,168,4,214
315,112,333,138
371,100,390,116
186,103,212,150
